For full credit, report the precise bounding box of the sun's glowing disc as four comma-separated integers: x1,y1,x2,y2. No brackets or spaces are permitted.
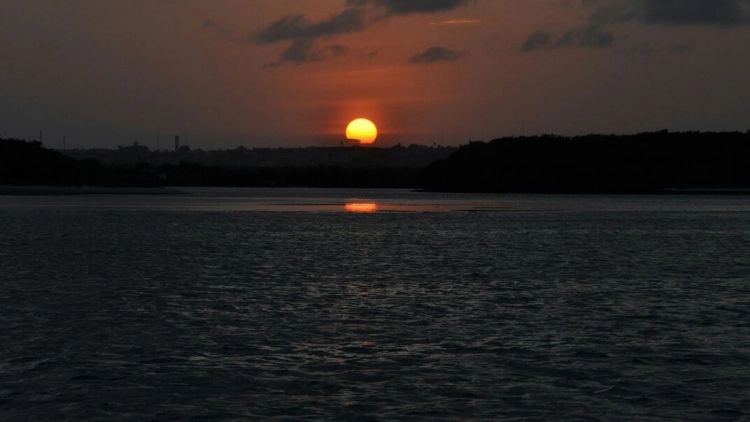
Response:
346,119,378,144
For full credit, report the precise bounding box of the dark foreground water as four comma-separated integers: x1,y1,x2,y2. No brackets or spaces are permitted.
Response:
1,189,750,421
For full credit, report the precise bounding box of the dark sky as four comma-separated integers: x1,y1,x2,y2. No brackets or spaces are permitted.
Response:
2,0,750,149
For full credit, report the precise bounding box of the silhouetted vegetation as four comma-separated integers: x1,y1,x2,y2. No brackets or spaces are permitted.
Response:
0,137,420,188
0,138,160,187
420,131,750,193
62,142,455,169
5,132,750,192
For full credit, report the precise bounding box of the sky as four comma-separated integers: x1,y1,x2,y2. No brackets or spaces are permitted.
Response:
2,0,750,149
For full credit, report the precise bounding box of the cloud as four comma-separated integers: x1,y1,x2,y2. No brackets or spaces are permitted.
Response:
250,7,365,67
408,46,467,64
264,39,351,68
640,0,749,26
256,8,367,44
522,30,553,52
205,13,357,67
583,0,750,27
523,0,750,53
522,26,614,51
557,26,615,48
346,0,470,16
207,0,474,66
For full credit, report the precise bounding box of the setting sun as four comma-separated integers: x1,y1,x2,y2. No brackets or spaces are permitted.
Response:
346,119,378,145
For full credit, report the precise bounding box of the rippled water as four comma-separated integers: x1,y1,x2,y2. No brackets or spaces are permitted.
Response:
1,189,750,421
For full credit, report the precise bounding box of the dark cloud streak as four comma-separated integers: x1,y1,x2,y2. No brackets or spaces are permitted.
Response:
253,8,365,67
640,0,749,26
587,0,750,27
408,46,467,64
251,0,472,66
264,39,351,68
522,27,613,51
522,30,553,52
256,8,367,44
346,0,470,16
523,0,750,53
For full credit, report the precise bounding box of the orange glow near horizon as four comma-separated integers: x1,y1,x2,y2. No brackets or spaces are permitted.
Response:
345,203,378,213
346,119,378,144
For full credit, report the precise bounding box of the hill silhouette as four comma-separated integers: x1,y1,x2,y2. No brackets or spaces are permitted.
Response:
420,131,750,193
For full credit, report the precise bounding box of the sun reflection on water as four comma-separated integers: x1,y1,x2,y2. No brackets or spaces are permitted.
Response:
345,203,378,213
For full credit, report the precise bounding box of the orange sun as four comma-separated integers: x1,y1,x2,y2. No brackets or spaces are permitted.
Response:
346,118,378,144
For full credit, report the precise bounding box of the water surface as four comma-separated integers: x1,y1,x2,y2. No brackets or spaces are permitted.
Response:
1,189,749,421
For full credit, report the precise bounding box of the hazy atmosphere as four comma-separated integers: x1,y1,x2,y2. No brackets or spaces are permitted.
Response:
4,3,750,421
2,0,750,149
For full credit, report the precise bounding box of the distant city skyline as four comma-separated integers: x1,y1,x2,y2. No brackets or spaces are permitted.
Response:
2,0,750,149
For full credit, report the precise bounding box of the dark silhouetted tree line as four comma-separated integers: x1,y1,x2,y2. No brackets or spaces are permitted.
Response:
0,138,420,188
420,131,750,193
6,133,750,191
0,138,160,187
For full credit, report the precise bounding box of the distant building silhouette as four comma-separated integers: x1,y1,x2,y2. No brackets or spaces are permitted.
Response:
175,135,180,152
